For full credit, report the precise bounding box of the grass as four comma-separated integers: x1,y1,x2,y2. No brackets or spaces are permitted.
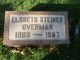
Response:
0,0,80,60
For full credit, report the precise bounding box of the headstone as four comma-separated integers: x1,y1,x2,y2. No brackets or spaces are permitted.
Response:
3,11,69,47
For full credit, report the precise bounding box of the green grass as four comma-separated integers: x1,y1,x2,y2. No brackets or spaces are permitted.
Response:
0,0,80,60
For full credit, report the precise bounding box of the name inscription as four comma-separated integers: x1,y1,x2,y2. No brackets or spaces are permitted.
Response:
9,15,65,40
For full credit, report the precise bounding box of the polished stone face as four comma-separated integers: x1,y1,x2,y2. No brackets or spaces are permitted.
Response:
9,15,66,40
